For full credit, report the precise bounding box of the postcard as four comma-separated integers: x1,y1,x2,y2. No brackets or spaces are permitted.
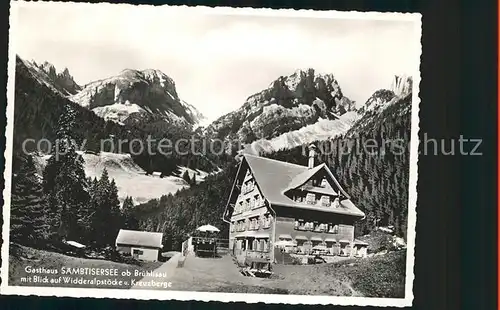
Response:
1,1,421,307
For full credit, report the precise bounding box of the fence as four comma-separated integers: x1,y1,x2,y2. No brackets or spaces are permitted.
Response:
216,238,230,255
181,237,192,257
180,237,230,257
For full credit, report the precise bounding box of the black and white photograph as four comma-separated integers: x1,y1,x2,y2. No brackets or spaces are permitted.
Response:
1,1,421,307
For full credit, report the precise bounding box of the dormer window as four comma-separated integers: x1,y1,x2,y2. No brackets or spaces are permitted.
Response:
306,193,315,205
320,178,328,188
332,197,340,208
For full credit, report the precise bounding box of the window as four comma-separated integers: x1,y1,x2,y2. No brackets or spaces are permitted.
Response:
332,197,340,208
329,225,339,234
320,178,328,188
255,194,264,207
321,195,331,207
263,215,272,228
133,249,144,255
294,219,306,230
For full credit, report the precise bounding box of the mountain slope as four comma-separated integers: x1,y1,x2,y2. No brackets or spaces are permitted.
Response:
26,59,81,95
357,75,413,115
132,91,412,250
206,68,355,145
13,56,136,152
70,68,205,127
32,152,209,204
13,55,218,177
129,74,413,250
244,111,359,155
267,90,413,238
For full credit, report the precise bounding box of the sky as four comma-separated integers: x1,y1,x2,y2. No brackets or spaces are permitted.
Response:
13,2,421,123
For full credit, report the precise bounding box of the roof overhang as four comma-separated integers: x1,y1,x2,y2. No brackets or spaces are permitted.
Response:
271,201,365,218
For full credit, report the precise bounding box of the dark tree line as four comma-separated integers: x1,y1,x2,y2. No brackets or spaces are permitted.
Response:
132,161,238,251
10,153,50,246
125,94,411,252
267,93,412,238
10,105,138,249
14,56,221,179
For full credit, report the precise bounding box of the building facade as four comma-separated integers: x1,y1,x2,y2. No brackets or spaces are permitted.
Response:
223,144,367,263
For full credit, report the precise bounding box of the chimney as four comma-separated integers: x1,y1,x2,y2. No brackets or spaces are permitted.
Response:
308,144,317,169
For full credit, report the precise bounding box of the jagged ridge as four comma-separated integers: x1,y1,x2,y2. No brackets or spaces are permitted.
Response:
70,68,205,128
206,68,356,145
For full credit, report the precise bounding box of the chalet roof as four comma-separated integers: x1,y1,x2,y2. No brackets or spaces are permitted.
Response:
285,163,338,196
301,184,337,196
115,229,163,248
243,154,364,218
286,164,325,189
354,239,369,246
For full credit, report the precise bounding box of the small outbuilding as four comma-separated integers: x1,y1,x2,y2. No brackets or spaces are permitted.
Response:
115,229,163,262
353,239,369,258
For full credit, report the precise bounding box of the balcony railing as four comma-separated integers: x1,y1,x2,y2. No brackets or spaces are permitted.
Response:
294,224,339,234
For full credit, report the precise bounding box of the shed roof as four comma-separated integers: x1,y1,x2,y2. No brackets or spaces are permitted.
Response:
115,229,163,248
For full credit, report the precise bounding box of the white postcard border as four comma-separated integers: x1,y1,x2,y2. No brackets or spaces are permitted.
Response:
1,1,422,307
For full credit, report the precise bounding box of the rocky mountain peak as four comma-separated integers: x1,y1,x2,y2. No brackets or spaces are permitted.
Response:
357,75,413,115
206,68,355,145
391,75,413,98
19,57,81,96
40,61,56,76
61,67,71,77
69,67,204,128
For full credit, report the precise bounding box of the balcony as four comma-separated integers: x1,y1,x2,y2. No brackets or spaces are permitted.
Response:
294,222,339,234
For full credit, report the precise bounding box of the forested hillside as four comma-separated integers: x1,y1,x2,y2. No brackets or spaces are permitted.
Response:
14,56,220,174
267,93,412,238
130,92,412,251
135,161,238,250
11,106,125,249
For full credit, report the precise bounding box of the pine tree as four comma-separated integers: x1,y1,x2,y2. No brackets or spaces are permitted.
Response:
108,178,122,241
182,170,191,184
122,196,139,230
85,169,122,246
10,154,50,246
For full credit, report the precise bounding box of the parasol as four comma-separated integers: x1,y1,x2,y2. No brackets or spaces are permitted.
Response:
196,224,220,233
